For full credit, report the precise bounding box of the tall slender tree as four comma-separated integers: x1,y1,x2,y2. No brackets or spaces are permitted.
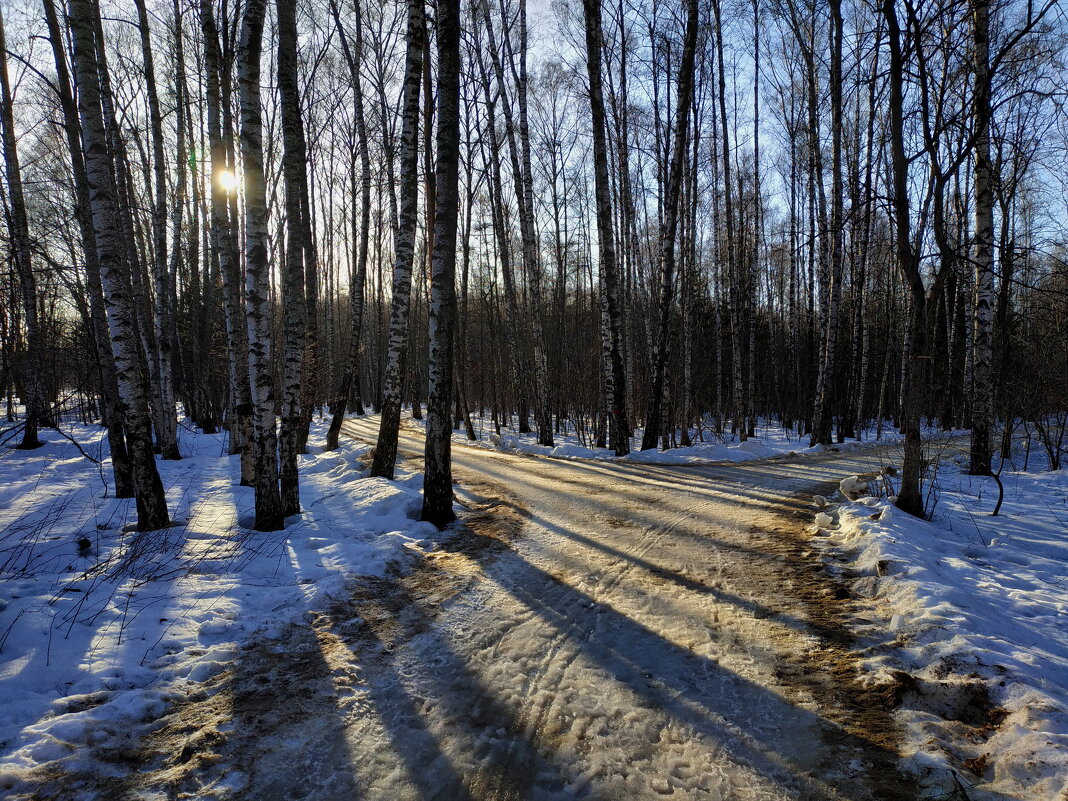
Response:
201,0,254,486
582,0,629,456
67,0,169,531
811,0,845,446
42,0,132,494
641,0,699,451
482,0,553,445
422,0,462,527
277,0,309,515
969,0,995,476
370,0,425,479
238,0,284,530
0,4,47,450
326,0,373,451
883,0,926,518
133,0,180,459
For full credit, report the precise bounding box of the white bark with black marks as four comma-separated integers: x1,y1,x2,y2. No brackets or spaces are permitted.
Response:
238,0,284,530
277,0,308,516
970,0,995,476
41,0,132,494
370,0,424,480
422,0,462,528
68,0,169,531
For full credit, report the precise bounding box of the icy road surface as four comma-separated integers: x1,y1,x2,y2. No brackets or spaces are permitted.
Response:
42,419,918,801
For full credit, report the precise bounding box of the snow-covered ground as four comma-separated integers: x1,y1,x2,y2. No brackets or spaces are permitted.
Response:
814,441,1068,800
5,410,1063,800
415,410,915,464
0,418,435,792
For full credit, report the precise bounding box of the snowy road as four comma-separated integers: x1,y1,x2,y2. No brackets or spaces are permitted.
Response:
47,419,920,801
300,417,919,801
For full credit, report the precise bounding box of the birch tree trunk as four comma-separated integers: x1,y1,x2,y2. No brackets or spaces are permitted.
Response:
91,10,166,465
0,5,47,450
422,0,461,527
277,0,308,516
238,0,284,530
970,0,995,476
168,0,195,429
42,0,133,494
201,0,254,486
809,0,843,446
370,0,424,479
68,0,169,531
326,0,372,451
133,0,180,460
583,0,630,456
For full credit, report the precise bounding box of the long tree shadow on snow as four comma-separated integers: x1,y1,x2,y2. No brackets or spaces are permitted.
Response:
343,421,917,798
326,571,577,801
433,504,920,801
509,503,851,645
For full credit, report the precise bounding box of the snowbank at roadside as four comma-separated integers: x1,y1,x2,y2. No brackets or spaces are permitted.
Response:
412,410,921,464
0,419,437,790
813,457,1068,800
623,436,803,464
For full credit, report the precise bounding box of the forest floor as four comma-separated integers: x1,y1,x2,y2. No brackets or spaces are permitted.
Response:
0,415,1063,800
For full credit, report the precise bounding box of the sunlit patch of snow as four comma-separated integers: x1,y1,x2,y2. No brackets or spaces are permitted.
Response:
0,417,431,790
412,408,944,466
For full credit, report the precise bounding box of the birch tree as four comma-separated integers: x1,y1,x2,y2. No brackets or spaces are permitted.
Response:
133,0,180,460
969,0,995,476
325,0,372,452
201,0,254,486
370,0,424,479
277,0,309,515
67,0,169,531
582,0,629,456
422,0,461,527
42,0,132,495
0,4,48,450
238,0,284,530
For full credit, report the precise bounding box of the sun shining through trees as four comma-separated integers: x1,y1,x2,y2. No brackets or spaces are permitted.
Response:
216,168,238,193
2,0,1064,532
0,0,1067,797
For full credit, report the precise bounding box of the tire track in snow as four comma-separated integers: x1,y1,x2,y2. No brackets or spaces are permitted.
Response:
498,489,708,752
336,417,921,800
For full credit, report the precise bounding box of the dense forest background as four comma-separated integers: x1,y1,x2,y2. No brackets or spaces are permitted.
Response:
0,0,1065,530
